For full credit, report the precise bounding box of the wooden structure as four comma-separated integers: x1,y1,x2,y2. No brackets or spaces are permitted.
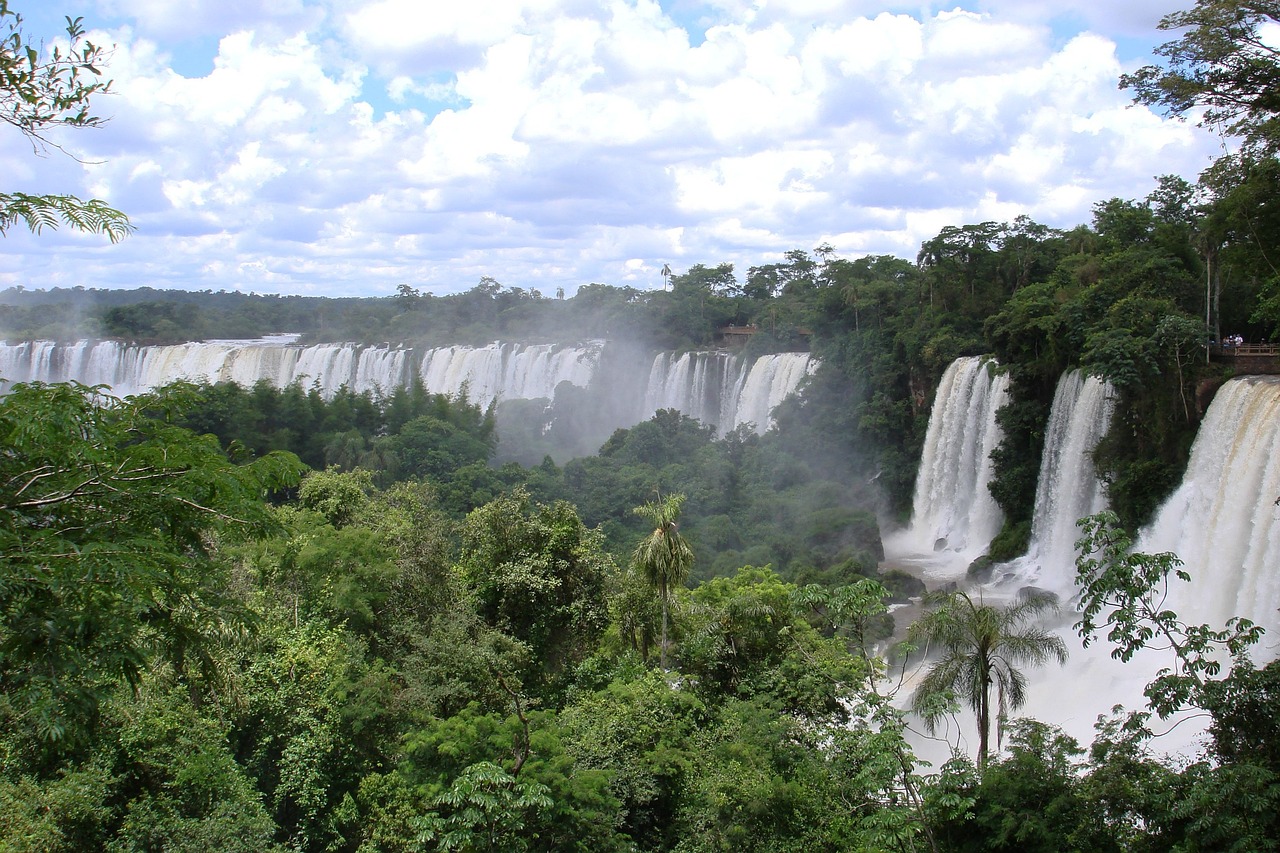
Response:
716,324,758,346
1210,343,1280,375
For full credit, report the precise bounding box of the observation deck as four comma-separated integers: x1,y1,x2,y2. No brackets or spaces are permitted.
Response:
1210,343,1280,374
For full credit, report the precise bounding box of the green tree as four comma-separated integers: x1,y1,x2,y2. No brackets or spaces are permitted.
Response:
0,382,303,744
908,590,1067,770
457,490,612,694
0,2,131,241
1121,0,1280,155
412,761,554,853
1073,511,1264,718
631,493,694,670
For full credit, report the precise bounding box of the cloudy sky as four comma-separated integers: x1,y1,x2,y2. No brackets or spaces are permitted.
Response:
1,0,1223,297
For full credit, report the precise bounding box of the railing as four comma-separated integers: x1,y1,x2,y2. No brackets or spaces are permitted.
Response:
1213,343,1279,357
1210,343,1280,374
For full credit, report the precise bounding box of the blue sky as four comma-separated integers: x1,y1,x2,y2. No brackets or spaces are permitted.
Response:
1,0,1223,298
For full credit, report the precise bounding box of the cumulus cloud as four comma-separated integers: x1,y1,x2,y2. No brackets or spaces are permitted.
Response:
0,0,1222,297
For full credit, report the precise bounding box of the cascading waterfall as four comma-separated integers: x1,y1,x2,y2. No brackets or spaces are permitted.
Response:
0,339,812,436
1011,375,1280,755
1140,375,1280,635
641,351,814,435
889,356,1009,568
418,342,598,408
729,353,816,434
1010,370,1115,592
641,352,734,429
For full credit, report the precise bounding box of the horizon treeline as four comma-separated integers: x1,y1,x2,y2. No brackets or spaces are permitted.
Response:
5,172,1280,538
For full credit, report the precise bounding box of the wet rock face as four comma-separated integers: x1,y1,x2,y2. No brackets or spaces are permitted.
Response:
966,556,995,583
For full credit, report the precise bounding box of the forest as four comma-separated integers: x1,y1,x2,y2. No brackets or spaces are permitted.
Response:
3,0,1280,851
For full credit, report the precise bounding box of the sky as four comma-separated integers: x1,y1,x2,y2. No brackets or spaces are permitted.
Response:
0,0,1226,298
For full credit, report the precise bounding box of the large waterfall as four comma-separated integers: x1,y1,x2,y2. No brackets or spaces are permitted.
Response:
1141,376,1280,635
903,372,1280,761
641,351,814,434
1015,370,1115,592
0,338,810,436
888,356,1009,570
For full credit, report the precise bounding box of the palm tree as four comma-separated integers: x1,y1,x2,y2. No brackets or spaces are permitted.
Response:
631,493,694,670
908,590,1067,770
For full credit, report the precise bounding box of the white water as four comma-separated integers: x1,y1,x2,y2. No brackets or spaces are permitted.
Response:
0,338,603,404
0,339,812,435
887,356,1009,574
907,374,1280,765
641,351,814,435
418,342,598,408
1003,370,1116,594
1141,376,1280,639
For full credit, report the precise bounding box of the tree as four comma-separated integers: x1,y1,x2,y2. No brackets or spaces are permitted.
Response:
0,381,304,742
631,493,694,670
1121,0,1280,155
457,489,612,693
0,2,131,241
1073,511,1263,718
908,590,1067,770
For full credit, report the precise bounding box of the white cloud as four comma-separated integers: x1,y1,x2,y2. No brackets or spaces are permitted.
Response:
0,1,1225,297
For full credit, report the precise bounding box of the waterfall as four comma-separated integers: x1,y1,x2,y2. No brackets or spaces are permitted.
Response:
640,351,813,435
641,352,733,429
730,353,815,434
1014,370,1115,591
0,339,808,437
417,342,597,409
891,356,1009,566
1140,376,1280,635
0,338,597,404
1006,375,1280,757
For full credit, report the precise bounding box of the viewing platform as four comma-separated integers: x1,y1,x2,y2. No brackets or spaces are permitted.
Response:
714,324,812,348
1210,343,1280,374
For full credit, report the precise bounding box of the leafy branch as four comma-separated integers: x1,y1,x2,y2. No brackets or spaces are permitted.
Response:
1,3,112,152
1074,511,1264,719
0,191,133,242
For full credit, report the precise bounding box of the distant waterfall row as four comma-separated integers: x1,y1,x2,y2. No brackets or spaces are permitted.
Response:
0,338,812,436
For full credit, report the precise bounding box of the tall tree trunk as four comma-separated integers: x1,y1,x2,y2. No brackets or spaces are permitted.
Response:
978,667,991,771
660,584,670,670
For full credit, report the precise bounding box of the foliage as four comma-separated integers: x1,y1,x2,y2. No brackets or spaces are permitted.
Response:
412,761,555,853
1122,0,1280,154
1074,511,1264,718
0,381,303,743
0,191,132,242
908,590,1068,770
0,3,132,241
680,566,865,717
631,493,695,670
456,490,612,696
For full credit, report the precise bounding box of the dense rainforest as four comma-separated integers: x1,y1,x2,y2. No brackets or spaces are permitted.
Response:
5,0,1280,850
